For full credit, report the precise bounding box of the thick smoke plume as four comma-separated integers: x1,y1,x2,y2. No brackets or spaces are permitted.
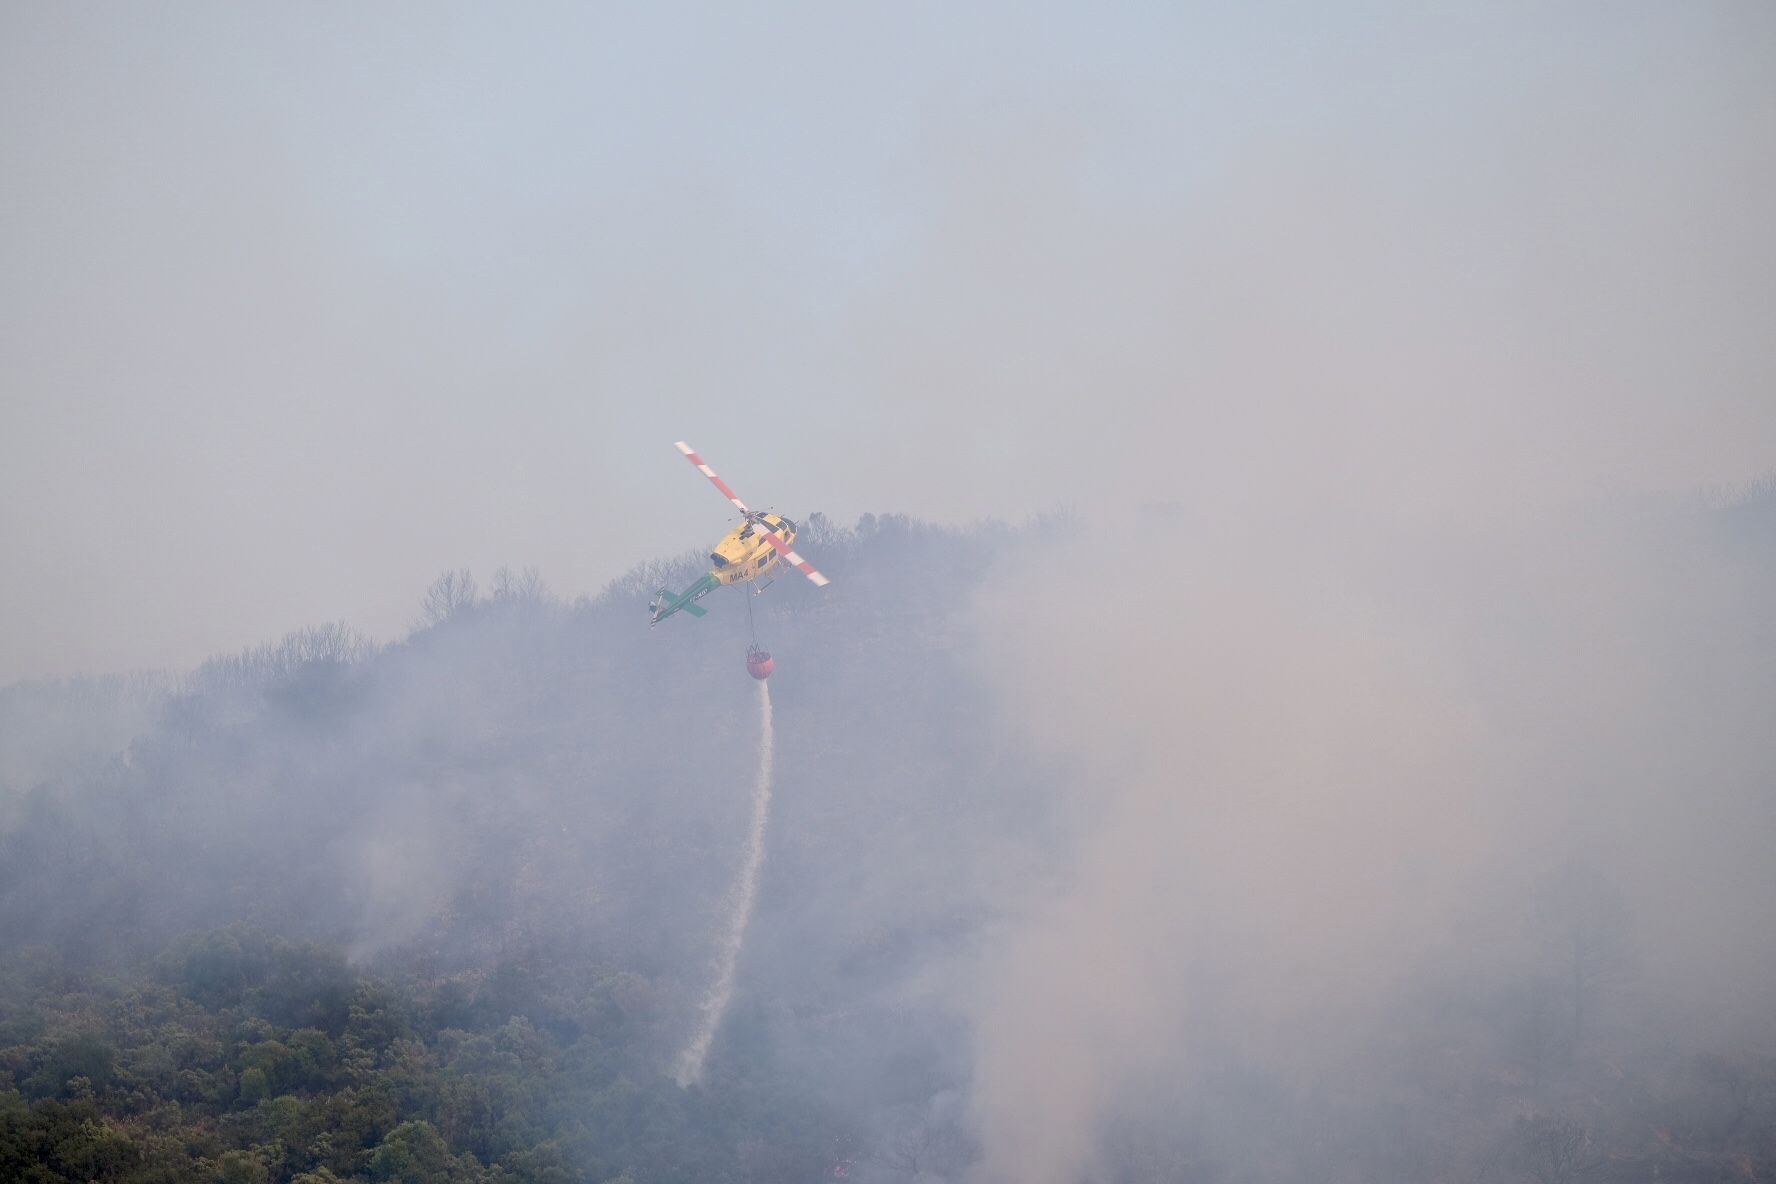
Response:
963,502,1776,1182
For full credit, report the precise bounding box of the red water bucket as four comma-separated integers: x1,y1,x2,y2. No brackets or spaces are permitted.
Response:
745,646,774,680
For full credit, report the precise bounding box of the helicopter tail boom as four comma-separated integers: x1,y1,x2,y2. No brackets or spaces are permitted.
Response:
650,572,719,625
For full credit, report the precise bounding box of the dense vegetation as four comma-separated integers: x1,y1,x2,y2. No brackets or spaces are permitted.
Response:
6,923,1776,1183
0,928,863,1183
0,515,1018,1183
3,498,1775,1182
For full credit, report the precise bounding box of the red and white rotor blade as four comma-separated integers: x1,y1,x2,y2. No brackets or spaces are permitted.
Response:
758,527,831,587
675,441,751,516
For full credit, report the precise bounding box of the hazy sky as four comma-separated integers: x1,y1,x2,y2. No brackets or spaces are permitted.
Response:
4,1,1772,681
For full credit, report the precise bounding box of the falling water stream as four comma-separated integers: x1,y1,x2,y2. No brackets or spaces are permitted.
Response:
674,679,774,1087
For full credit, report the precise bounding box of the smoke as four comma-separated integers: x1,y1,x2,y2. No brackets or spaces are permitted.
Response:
1,4,1770,1176
965,524,1479,1181
962,500,1776,1182
675,678,776,1087
785,9,1776,1176
0,672,169,810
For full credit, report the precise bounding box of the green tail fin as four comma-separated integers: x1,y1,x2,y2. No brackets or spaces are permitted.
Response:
653,573,719,624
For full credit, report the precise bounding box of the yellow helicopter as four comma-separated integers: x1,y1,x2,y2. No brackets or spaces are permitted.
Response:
649,441,830,627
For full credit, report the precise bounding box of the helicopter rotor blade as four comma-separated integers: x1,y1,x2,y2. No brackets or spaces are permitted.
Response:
757,526,830,587
675,440,827,586
674,441,751,516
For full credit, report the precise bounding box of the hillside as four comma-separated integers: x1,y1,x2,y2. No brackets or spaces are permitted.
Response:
0,514,1053,1183
3,498,1775,1183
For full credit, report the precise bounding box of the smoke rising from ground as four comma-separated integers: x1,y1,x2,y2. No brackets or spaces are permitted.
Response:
1,4,1772,1180
0,498,1770,1180
964,498,1776,1182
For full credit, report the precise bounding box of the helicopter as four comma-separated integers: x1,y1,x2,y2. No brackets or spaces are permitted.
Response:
649,441,830,628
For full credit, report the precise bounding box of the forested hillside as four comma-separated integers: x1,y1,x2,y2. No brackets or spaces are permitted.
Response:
0,514,1050,1183
3,498,1775,1183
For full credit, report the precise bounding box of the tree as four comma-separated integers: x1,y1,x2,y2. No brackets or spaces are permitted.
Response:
868,1116,972,1178
422,570,479,625
371,1120,459,1183
238,1066,270,1104
272,622,373,668
492,566,546,603
218,1146,271,1183
25,1032,116,1098
1511,1114,1603,1184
